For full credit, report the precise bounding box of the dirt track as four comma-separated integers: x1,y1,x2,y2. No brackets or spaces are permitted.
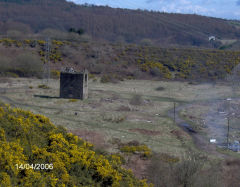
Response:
168,101,231,159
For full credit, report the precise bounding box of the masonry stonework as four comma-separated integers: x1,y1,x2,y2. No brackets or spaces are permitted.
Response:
60,70,88,100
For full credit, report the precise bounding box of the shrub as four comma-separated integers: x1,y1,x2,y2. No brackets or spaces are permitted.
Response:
5,72,19,78
51,70,60,79
120,144,152,159
159,153,179,163
88,73,95,79
11,52,43,78
150,67,161,77
38,84,50,89
0,103,153,186
68,99,78,102
0,56,12,73
101,74,111,83
102,113,126,123
140,61,172,79
147,154,179,187
174,151,206,187
155,86,165,91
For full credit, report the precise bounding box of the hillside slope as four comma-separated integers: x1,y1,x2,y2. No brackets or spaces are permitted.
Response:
0,38,240,81
0,103,151,186
0,0,239,47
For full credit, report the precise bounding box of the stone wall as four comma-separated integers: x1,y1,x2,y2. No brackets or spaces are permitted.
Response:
60,72,88,99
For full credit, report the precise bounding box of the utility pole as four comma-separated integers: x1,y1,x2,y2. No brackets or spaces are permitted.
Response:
173,102,176,125
43,37,51,84
227,117,230,148
226,98,231,149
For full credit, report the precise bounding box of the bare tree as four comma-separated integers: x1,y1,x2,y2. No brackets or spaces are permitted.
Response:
174,151,206,187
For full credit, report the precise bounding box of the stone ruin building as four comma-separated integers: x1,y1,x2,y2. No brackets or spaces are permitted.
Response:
60,67,88,99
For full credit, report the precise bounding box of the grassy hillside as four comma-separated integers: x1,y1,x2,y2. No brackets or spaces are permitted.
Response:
0,38,240,81
0,0,239,47
0,103,152,186
2,77,240,186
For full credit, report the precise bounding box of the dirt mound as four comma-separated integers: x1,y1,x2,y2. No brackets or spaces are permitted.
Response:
129,128,161,136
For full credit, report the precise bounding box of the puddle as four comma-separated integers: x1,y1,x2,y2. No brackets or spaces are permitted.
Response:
179,123,196,133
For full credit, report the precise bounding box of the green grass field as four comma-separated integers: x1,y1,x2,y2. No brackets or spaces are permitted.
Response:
0,78,237,158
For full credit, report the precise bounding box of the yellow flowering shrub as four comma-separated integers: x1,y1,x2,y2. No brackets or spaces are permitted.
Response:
120,145,152,159
51,70,60,79
68,99,78,102
0,103,152,186
52,40,64,46
37,40,46,46
0,172,11,186
140,61,172,79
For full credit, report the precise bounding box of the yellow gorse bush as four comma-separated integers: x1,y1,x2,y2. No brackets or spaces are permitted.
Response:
140,61,172,79
120,145,152,158
0,103,152,186
0,38,68,64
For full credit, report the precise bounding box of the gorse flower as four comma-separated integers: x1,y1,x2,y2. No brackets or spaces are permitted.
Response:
0,103,152,187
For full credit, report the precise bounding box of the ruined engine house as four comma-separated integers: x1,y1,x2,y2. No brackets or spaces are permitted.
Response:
60,68,88,100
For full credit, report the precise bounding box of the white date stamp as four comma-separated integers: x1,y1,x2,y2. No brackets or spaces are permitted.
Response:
15,163,53,170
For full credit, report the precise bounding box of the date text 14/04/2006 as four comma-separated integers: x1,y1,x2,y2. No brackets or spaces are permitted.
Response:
15,163,53,170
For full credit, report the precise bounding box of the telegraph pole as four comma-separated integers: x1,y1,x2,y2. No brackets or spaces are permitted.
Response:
227,117,230,148
43,38,51,83
226,98,231,148
173,102,176,125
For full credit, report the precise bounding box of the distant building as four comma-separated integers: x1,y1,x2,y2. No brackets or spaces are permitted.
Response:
209,36,216,41
60,68,88,100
